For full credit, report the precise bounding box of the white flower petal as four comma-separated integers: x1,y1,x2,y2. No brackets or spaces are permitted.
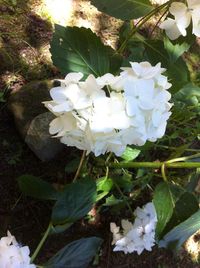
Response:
191,9,200,37
160,18,182,40
64,72,83,84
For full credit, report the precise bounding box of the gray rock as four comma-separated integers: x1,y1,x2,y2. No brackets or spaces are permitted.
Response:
8,80,57,137
8,80,64,161
25,112,64,161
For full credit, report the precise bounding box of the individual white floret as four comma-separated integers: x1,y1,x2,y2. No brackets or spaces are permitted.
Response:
44,73,105,113
0,231,36,268
160,1,200,39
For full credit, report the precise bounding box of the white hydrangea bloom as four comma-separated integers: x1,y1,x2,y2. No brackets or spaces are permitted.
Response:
160,1,200,39
111,202,157,255
44,61,172,156
0,231,36,268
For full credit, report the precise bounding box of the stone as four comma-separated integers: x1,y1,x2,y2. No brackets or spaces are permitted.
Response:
25,112,63,161
8,80,64,160
8,80,54,137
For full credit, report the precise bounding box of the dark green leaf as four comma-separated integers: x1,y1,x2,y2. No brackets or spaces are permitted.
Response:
0,92,5,102
17,174,58,200
168,144,190,159
159,209,200,250
50,25,122,77
153,182,183,238
50,222,73,234
145,40,190,93
167,58,190,93
51,179,96,225
113,173,133,192
65,158,80,174
91,0,153,20
186,170,200,192
174,83,200,113
163,192,199,234
45,237,102,268
121,146,141,162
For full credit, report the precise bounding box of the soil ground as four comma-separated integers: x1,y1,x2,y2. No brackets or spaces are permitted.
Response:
1,0,200,267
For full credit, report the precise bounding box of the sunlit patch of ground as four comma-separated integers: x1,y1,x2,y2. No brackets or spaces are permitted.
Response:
150,0,168,4
185,230,200,262
33,0,122,49
36,0,73,26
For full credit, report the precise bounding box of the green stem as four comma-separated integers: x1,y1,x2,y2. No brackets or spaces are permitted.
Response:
161,163,168,181
73,150,86,182
117,0,172,54
31,223,52,263
108,162,200,169
155,144,200,152
105,165,134,216
166,152,200,164
113,180,134,216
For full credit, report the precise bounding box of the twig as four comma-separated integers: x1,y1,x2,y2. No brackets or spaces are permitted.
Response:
73,150,86,182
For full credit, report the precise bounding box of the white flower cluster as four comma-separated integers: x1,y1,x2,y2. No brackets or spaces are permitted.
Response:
110,202,157,255
44,61,172,156
0,231,35,268
160,1,200,40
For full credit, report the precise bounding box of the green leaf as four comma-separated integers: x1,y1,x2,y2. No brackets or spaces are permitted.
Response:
51,178,96,225
97,177,113,192
153,182,183,238
91,0,153,20
164,37,190,63
159,209,200,250
17,174,58,200
144,40,190,93
174,83,200,113
45,237,102,268
0,92,5,102
121,146,141,162
163,192,199,234
168,144,190,159
104,194,123,206
50,222,73,234
167,58,189,93
50,25,122,77
64,158,80,174
113,173,133,192
186,170,200,192
96,177,113,201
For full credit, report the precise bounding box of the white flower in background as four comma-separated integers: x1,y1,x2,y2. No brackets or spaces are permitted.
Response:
188,0,200,37
160,18,186,40
0,231,35,268
160,1,200,39
111,202,157,255
44,61,172,156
